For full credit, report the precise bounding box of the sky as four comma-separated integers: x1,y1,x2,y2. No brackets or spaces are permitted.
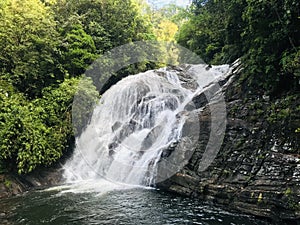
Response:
148,0,192,8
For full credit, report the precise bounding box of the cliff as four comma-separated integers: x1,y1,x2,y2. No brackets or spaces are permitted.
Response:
158,61,300,223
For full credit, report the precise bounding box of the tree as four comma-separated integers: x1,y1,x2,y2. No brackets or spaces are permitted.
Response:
155,20,178,41
0,77,99,174
0,0,62,98
60,24,97,77
52,0,154,53
178,0,300,93
241,0,300,92
0,0,157,175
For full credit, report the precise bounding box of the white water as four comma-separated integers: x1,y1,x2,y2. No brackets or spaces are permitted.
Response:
63,64,230,188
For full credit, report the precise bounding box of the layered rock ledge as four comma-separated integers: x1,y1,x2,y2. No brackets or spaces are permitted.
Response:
158,61,300,223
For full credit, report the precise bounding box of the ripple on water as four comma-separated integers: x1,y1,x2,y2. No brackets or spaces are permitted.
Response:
0,182,272,225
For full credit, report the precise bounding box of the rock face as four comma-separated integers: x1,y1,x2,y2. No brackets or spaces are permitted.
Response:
158,61,300,223
0,165,63,199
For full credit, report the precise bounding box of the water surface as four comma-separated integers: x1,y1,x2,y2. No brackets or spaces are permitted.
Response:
0,185,271,225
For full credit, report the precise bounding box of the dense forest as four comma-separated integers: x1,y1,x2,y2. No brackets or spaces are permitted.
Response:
0,0,157,174
178,0,299,93
0,0,299,175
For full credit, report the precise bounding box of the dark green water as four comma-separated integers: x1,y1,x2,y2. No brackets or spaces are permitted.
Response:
0,185,272,225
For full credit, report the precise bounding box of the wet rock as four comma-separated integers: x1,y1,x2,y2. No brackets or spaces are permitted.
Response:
158,61,300,223
141,125,163,150
111,121,122,132
191,93,208,109
161,141,178,158
0,163,64,199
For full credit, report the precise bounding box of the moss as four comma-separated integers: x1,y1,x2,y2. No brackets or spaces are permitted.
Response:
256,109,264,116
249,101,263,110
4,179,12,188
234,139,245,148
222,169,231,177
284,187,292,196
291,202,300,211
249,115,259,122
257,193,263,203
267,94,299,124
230,104,240,116
287,197,300,211
283,188,300,210
256,154,265,160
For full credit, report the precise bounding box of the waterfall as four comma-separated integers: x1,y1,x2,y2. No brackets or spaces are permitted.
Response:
63,64,230,186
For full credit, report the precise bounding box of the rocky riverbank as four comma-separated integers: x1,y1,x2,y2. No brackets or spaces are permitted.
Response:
0,166,63,199
0,61,299,224
158,61,300,223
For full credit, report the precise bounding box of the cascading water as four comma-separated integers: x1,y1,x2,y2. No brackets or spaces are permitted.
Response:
63,64,230,187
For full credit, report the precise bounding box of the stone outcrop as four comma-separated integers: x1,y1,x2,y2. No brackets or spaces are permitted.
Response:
158,61,300,224
0,165,63,199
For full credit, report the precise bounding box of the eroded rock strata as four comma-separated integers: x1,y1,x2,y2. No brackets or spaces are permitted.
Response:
158,62,300,223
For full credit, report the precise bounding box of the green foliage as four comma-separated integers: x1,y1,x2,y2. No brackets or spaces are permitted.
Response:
4,179,12,188
149,3,189,39
53,0,154,53
240,0,299,92
178,0,300,94
0,0,63,98
178,0,246,64
0,77,99,174
52,0,156,80
0,78,78,174
281,47,300,78
72,77,100,136
60,24,97,77
257,192,263,203
267,94,299,124
285,187,292,196
0,0,156,174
